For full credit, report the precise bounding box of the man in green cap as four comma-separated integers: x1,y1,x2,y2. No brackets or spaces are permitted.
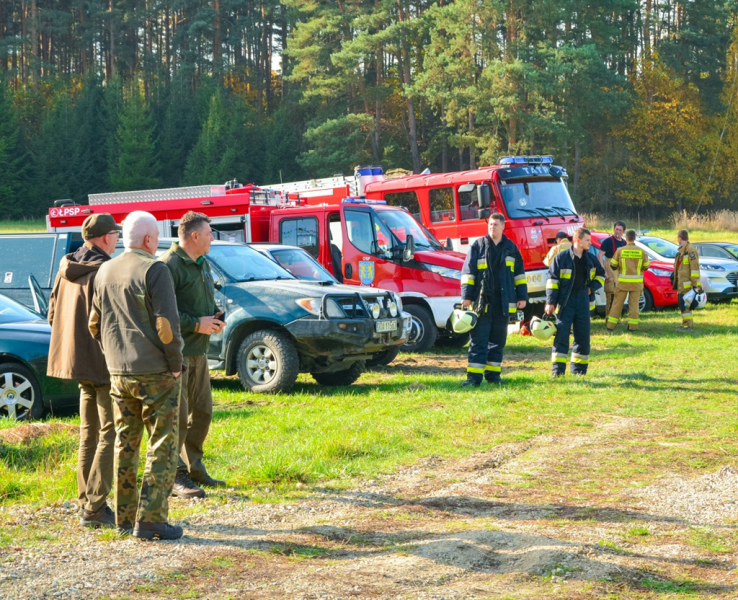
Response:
48,213,121,528
160,211,226,498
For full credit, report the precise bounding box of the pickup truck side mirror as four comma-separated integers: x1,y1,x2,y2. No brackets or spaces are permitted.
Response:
477,208,491,220
403,235,415,262
445,237,453,249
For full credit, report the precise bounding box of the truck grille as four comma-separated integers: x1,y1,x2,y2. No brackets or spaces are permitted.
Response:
727,272,738,286
332,292,394,319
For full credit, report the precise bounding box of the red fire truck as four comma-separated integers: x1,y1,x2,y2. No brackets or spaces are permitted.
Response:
265,158,584,305
47,182,466,353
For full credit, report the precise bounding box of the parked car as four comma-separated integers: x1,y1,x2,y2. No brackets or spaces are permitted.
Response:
0,293,79,420
115,240,410,392
0,232,82,309
693,242,738,263
590,232,677,313
637,236,738,303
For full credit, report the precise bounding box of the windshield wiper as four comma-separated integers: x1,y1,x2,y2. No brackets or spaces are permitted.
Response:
517,207,549,222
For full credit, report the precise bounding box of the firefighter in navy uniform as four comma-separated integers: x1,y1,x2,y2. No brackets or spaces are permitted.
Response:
545,228,605,376
674,229,702,329
460,213,528,387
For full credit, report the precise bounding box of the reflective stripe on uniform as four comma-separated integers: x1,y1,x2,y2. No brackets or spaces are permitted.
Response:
485,362,502,372
560,268,572,279
590,300,596,311
595,275,605,286
681,312,693,319
589,268,596,279
508,303,517,313
683,281,692,288
571,353,589,364
690,271,700,278
467,362,485,374
461,274,475,285
607,316,619,324
610,259,618,268
627,318,639,325
619,276,643,283
514,274,526,285
552,352,568,364
505,257,515,269
477,259,488,270
546,279,559,290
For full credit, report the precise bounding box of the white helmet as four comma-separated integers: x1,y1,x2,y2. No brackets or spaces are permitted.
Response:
450,308,479,334
530,316,556,341
683,288,696,308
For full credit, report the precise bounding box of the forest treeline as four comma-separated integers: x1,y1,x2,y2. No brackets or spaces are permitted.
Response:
2,0,738,219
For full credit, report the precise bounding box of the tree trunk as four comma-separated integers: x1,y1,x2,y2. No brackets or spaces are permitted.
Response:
468,110,476,170
396,0,421,173
573,138,582,202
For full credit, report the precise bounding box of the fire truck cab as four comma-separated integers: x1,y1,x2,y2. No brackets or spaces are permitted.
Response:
363,156,584,303
265,199,467,353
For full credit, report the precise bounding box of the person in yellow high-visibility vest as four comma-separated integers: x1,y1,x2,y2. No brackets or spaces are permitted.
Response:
606,230,650,332
673,229,702,328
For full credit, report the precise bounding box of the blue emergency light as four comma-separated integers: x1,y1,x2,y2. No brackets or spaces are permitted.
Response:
341,197,387,205
498,155,554,165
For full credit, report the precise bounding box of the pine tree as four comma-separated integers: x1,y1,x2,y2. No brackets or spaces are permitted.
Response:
109,86,161,191
0,83,26,218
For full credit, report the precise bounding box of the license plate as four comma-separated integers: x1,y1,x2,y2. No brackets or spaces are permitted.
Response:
375,319,398,333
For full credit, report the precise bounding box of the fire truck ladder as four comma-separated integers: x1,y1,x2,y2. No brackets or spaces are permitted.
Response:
88,184,227,205
263,175,359,197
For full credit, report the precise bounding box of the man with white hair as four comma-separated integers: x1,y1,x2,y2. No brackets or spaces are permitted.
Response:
90,211,185,540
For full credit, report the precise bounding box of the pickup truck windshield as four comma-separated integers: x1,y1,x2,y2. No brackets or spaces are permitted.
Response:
207,244,296,282
499,180,576,220
269,248,336,283
374,209,442,251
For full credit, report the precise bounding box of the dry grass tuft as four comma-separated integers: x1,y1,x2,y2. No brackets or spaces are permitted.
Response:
0,423,78,444
671,210,738,232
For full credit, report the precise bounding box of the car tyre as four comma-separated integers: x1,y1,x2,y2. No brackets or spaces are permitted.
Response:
400,305,438,353
236,330,299,394
311,361,365,386
0,362,44,421
640,288,654,313
366,347,400,367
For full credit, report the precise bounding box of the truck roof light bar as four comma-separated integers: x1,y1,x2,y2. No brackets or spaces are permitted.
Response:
498,155,554,165
341,197,387,205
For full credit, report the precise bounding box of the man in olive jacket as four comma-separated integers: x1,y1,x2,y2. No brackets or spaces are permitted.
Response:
48,213,120,529
90,211,184,540
160,211,226,498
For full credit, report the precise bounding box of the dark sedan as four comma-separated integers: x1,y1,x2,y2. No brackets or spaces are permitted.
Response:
0,293,79,419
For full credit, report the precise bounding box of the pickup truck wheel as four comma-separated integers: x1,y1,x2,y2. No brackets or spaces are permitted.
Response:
0,362,44,420
311,361,365,386
400,305,437,353
366,347,400,367
237,331,299,394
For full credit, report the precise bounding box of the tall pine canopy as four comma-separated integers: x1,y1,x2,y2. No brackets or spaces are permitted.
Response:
1,0,738,218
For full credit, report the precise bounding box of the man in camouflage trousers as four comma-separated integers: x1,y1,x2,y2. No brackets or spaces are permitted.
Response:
91,211,185,540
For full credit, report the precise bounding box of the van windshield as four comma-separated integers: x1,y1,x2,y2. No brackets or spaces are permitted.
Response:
374,208,443,251
207,244,296,282
499,180,576,220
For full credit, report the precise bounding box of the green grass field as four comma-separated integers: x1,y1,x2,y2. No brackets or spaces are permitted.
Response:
2,303,737,510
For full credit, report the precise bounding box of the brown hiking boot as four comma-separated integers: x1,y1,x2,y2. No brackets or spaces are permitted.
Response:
80,503,116,529
171,470,206,499
133,521,183,540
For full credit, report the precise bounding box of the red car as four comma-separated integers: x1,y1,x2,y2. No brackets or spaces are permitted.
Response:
590,232,677,311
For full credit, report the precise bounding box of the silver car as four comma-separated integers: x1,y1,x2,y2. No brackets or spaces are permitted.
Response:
637,236,738,303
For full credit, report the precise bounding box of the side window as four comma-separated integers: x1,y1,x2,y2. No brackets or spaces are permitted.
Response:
279,217,319,257
345,211,374,255
0,236,56,289
385,191,421,222
429,187,456,223
700,246,722,258
458,189,478,221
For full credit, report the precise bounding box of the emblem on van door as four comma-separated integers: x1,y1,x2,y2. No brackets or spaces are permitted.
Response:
359,261,375,285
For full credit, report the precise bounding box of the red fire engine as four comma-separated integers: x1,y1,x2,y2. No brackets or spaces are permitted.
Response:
264,158,585,305
47,181,466,353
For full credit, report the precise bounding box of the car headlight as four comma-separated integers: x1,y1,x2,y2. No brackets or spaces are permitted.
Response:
369,303,381,319
702,264,725,271
649,268,672,277
427,264,461,280
388,301,398,317
296,298,345,317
